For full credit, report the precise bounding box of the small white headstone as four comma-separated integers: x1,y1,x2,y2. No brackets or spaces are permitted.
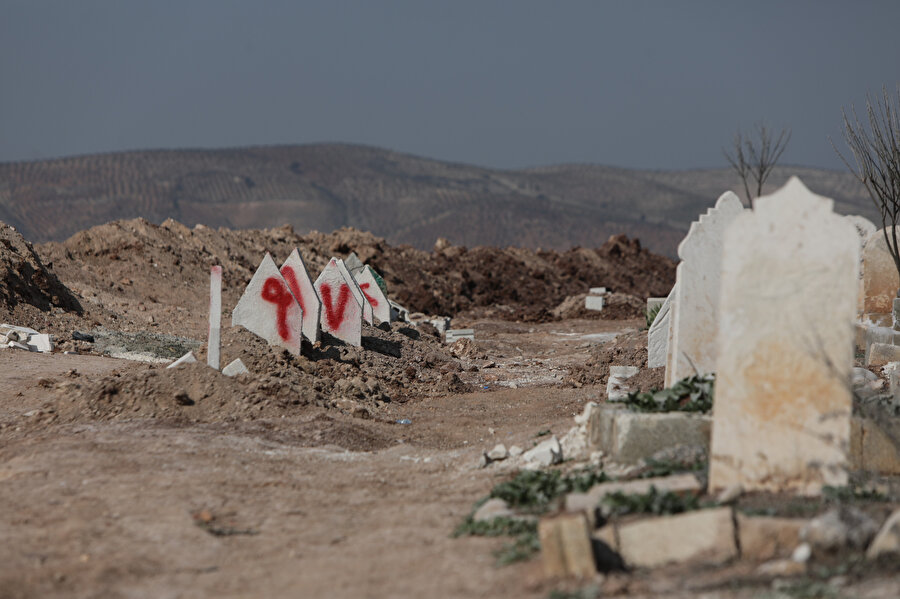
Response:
355,265,391,324
280,249,322,343
648,284,676,368
665,191,744,387
208,265,222,370
222,358,250,377
585,296,604,311
335,259,373,325
232,254,304,355
167,351,197,369
709,177,858,495
315,258,363,346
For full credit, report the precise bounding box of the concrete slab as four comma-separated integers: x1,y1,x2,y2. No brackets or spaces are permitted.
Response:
222,358,250,377
584,296,604,311
232,253,304,355
280,249,322,343
587,405,711,463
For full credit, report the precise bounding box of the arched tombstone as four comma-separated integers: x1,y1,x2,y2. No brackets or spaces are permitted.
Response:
709,177,858,495
232,253,304,354
664,191,744,386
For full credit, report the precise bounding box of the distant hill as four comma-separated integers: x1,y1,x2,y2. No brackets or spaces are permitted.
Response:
0,143,879,257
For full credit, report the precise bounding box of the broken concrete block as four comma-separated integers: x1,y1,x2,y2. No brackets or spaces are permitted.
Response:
710,177,857,496
736,514,806,562
565,473,702,515
6,341,30,351
167,351,197,369
445,329,475,344
208,265,222,370
617,507,737,568
280,249,322,344
647,284,675,369
866,342,900,367
26,333,52,353
850,416,900,475
522,436,563,468
314,258,363,347
864,325,900,364
585,296,604,311
232,253,304,355
538,513,597,579
866,508,900,559
355,265,391,324
665,191,744,386
335,258,373,325
222,358,249,377
587,405,711,464
473,498,514,522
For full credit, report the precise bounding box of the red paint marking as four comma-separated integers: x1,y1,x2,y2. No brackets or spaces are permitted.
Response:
280,265,307,314
320,282,352,330
359,282,379,307
261,276,294,341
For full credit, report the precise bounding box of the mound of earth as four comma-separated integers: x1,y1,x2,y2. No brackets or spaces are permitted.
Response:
0,222,81,325
550,292,646,321
566,328,663,391
35,219,675,339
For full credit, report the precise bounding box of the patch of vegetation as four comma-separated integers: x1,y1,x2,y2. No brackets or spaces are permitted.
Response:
644,302,662,329
823,485,890,503
636,456,707,479
489,467,609,513
494,530,541,566
619,374,714,413
452,516,537,538
601,486,702,517
764,578,843,599
536,429,552,437
547,586,600,599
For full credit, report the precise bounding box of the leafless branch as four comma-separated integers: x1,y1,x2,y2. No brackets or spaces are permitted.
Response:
723,122,791,203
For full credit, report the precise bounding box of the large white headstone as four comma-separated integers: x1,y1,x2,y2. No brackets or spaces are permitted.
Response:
665,192,744,387
709,177,858,495
232,254,304,354
336,258,373,325
280,249,322,343
355,265,391,324
862,227,900,316
648,282,676,369
315,258,363,346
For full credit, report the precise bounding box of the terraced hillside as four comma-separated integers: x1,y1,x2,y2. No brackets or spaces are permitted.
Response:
0,143,878,256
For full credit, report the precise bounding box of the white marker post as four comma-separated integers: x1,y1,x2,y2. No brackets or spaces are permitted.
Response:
208,265,223,370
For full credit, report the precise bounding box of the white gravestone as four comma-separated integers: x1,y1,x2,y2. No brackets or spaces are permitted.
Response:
336,259,373,325
280,249,322,343
845,216,876,316
862,227,900,316
232,253,304,355
315,258,363,346
355,265,391,324
648,282,677,369
665,192,744,387
208,265,222,370
709,177,858,495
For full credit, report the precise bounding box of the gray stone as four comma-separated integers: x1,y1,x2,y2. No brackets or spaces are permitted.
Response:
617,507,737,568
522,436,563,468
867,342,900,367
585,295,604,311
587,405,711,464
487,444,509,461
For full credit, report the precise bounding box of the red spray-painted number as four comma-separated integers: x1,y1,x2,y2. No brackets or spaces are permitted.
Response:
320,282,352,330
359,282,379,307
280,266,306,314
261,277,294,341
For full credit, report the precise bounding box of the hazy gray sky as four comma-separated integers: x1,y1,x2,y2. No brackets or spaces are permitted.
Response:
1,1,898,170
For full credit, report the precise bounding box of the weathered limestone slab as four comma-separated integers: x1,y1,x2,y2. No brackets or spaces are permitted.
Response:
665,192,744,386
335,259,373,325
537,513,596,579
866,342,900,367
314,258,363,347
232,254,304,355
863,227,900,315
850,416,900,475
606,365,640,401
736,514,806,562
867,508,900,559
648,283,676,369
617,508,737,568
584,295,604,311
280,249,322,343
208,265,222,370
355,265,391,324
587,404,711,463
710,177,858,495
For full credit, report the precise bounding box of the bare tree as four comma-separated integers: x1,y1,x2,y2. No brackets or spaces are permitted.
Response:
723,123,792,202
834,85,900,285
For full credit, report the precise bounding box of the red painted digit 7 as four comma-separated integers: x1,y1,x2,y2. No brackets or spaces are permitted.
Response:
320,283,352,330
261,277,294,341
359,282,379,307
280,266,306,313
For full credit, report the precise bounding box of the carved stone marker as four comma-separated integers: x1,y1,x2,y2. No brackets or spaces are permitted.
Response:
862,227,900,316
709,177,858,495
315,258,363,346
232,253,304,355
648,283,676,369
355,265,391,323
665,192,744,386
208,265,222,370
280,249,322,343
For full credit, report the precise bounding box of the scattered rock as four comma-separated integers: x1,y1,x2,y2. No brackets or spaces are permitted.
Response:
487,444,509,461
736,514,806,562
522,436,563,468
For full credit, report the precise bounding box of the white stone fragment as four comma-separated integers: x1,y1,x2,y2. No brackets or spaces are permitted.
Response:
232,253,304,355
666,191,744,386
606,365,640,401
585,295,604,311
167,351,197,369
208,265,222,370
709,177,858,495
335,258,373,325
280,249,322,343
26,334,52,353
222,358,249,377
522,436,563,468
314,258,363,347
487,444,509,460
354,265,391,324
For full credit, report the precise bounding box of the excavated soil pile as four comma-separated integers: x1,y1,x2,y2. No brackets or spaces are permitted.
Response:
36,219,675,338
0,222,81,325
566,329,663,391
55,321,470,424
